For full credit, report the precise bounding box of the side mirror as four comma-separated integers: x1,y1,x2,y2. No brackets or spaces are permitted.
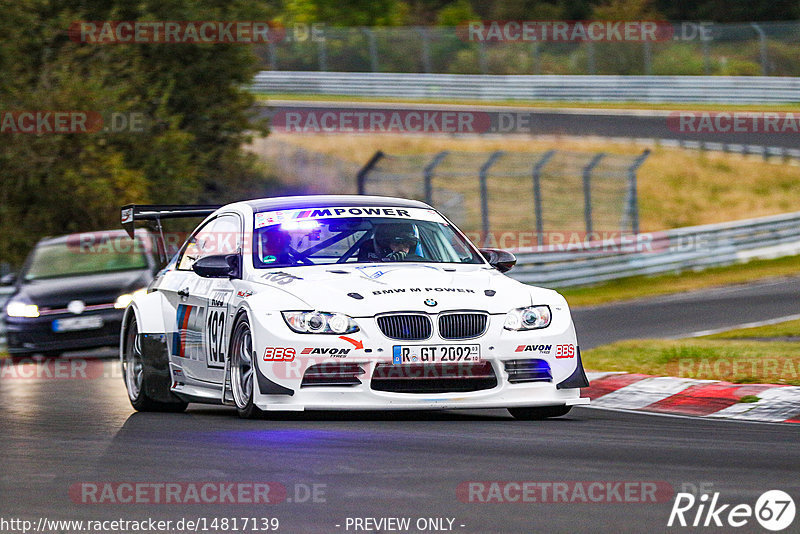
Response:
0,273,16,286
479,248,517,273
192,254,242,279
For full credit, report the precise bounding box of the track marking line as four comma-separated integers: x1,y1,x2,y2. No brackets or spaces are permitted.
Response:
677,313,800,338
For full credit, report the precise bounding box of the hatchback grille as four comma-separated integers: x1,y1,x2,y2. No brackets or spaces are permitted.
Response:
376,314,432,341
301,363,365,387
371,362,497,393
504,359,552,384
438,313,488,340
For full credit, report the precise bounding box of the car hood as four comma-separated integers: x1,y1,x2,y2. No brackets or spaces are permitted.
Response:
14,270,151,308
250,264,556,316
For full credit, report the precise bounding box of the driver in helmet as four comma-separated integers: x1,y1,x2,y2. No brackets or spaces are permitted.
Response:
374,223,424,262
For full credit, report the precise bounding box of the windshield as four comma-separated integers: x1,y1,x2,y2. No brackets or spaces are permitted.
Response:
24,238,149,280
252,207,483,269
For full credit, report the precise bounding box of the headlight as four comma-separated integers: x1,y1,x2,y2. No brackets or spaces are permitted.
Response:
504,305,551,331
6,300,39,318
282,311,359,334
114,288,148,309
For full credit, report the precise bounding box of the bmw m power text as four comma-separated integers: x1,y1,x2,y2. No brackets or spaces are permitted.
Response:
119,196,589,418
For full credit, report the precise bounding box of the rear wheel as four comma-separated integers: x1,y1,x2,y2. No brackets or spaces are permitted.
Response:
122,317,187,413
508,405,572,420
230,314,263,419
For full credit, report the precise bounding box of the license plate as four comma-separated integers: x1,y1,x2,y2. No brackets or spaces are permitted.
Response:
52,316,104,332
392,344,480,364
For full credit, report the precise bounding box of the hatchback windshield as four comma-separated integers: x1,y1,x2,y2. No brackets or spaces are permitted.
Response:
24,238,149,280
252,207,483,269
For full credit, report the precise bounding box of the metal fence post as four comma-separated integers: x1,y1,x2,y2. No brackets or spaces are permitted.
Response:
625,149,650,235
702,37,711,75
317,28,328,71
356,150,385,195
418,27,432,73
268,41,277,70
582,153,605,235
587,41,596,74
643,40,652,75
363,28,379,72
479,151,503,245
478,41,488,74
531,42,540,74
751,23,769,76
532,150,556,247
423,151,449,204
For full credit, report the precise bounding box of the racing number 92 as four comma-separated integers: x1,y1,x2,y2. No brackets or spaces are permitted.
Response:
206,310,226,366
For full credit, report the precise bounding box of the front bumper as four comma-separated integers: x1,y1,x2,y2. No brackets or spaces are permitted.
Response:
5,308,123,354
241,311,590,411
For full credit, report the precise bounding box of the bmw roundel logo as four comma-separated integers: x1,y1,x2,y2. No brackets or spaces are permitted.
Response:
424,299,437,307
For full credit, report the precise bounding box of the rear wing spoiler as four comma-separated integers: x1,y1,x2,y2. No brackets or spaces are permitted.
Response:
121,204,221,238
121,204,221,264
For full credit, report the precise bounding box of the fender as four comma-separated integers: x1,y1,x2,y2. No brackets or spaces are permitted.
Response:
119,293,183,404
231,305,294,397
120,291,169,364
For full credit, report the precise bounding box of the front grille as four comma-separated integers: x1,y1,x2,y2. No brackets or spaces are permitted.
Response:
371,362,497,393
376,314,432,341
301,363,365,387
504,359,552,384
438,313,488,340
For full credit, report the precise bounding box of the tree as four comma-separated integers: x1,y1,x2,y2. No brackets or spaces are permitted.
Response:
0,0,282,267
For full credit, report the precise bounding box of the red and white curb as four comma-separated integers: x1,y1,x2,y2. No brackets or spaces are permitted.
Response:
584,372,800,423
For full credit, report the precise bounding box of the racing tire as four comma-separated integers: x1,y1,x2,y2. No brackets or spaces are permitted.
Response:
508,405,572,420
229,313,264,419
122,317,187,413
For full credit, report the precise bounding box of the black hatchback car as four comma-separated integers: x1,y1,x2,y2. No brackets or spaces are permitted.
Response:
2,229,158,357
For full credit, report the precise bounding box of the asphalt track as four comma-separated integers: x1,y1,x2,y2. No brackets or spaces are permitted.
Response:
261,100,800,149
1,278,798,533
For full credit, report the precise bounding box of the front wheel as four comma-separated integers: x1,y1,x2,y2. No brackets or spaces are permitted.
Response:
122,317,187,413
229,313,263,419
508,405,572,420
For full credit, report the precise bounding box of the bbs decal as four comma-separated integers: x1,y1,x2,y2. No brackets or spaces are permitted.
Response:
205,289,232,368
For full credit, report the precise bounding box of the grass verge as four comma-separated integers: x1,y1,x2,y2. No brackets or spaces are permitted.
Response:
257,93,800,113
584,317,800,385
583,338,800,386
560,255,800,308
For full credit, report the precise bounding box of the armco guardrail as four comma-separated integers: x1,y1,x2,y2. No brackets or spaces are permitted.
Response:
509,211,800,288
252,72,800,104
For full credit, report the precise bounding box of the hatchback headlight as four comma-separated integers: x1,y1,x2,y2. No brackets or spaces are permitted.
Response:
504,305,551,330
114,288,148,309
6,300,39,318
282,311,359,334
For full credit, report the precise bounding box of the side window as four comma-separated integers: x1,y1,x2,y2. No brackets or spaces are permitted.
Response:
177,214,242,271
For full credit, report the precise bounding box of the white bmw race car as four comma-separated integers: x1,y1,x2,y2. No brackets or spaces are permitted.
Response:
119,195,589,419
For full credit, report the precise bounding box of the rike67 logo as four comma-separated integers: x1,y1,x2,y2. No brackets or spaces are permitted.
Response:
668,490,795,531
